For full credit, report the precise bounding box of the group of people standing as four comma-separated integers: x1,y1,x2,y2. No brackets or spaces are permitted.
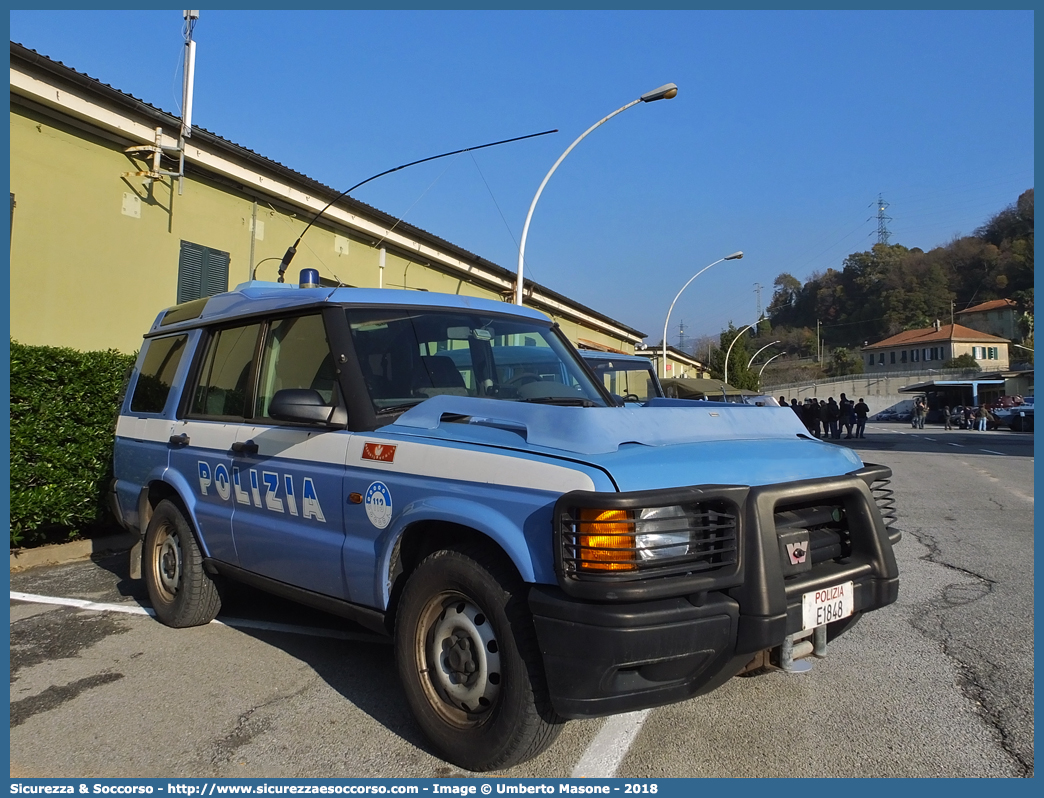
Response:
939,402,992,431
782,393,869,440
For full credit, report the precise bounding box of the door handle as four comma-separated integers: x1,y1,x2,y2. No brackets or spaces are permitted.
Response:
169,433,190,446
231,440,259,456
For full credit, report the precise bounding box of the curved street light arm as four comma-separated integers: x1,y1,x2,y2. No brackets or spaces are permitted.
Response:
758,352,784,386
515,101,640,305
515,83,677,306
723,321,758,386
660,251,742,378
747,340,781,370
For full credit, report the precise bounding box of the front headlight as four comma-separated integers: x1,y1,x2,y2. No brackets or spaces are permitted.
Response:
559,492,742,595
636,505,693,560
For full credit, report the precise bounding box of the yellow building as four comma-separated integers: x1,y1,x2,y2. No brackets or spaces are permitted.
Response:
861,322,1010,372
10,42,645,354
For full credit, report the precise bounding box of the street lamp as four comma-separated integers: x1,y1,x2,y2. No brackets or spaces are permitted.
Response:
661,252,744,378
758,352,784,388
723,321,759,386
747,340,781,369
515,83,678,306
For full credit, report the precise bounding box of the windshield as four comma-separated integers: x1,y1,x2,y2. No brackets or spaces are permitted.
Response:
584,358,663,401
346,308,609,416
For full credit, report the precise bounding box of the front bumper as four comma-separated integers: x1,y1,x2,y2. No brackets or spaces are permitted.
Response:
530,465,900,719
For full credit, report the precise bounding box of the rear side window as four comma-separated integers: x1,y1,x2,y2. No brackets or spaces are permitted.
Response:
190,324,261,418
130,335,188,414
255,314,336,419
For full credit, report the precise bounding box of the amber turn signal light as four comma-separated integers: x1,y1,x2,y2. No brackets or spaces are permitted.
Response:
578,508,636,571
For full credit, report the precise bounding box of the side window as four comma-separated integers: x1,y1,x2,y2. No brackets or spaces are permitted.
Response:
190,324,261,418
130,335,188,413
178,240,230,303
255,314,335,420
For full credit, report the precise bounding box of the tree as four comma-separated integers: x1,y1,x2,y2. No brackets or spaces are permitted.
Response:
828,346,863,377
708,323,760,390
767,273,802,322
942,354,981,371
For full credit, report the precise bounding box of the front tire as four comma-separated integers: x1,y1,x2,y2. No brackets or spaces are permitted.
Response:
143,499,221,628
395,545,563,771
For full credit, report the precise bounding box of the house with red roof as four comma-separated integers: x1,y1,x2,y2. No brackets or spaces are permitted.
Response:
861,321,1010,371
956,298,1022,341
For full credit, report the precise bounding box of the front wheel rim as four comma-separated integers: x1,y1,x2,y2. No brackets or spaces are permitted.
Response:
418,592,502,726
153,527,182,600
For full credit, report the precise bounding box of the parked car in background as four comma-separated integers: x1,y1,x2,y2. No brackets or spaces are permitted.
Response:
874,408,910,423
739,395,781,406
1004,399,1034,432
579,350,664,404
988,395,1032,430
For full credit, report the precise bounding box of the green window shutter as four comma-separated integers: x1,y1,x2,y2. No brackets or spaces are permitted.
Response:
203,247,230,297
178,240,230,303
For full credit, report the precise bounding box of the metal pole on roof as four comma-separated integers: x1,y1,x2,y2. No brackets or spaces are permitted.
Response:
515,83,678,306
177,11,199,196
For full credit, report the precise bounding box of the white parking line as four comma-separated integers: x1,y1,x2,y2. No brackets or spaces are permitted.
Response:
9,591,389,643
980,449,1005,456
948,443,964,447
18,588,651,775
572,709,650,777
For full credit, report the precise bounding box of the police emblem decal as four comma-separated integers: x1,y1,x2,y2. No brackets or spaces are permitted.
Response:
364,481,393,529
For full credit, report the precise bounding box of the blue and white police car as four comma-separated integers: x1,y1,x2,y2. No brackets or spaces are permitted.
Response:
110,272,900,771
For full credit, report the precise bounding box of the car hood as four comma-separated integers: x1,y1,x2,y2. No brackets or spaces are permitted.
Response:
389,395,864,491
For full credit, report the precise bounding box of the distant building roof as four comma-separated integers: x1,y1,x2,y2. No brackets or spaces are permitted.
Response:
957,298,1018,315
862,323,1009,351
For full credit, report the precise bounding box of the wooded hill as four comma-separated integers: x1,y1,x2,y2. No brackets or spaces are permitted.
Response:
768,188,1033,352
706,189,1033,389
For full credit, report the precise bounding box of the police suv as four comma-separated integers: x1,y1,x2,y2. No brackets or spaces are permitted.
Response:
110,272,900,771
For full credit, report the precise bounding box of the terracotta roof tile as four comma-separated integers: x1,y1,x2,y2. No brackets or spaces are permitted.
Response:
957,298,1017,315
862,323,1010,350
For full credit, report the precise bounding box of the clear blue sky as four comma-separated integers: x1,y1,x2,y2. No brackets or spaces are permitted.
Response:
10,9,1034,346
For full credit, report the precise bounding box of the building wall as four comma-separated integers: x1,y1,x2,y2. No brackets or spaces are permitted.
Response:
10,99,636,355
863,340,1009,372
958,309,1018,341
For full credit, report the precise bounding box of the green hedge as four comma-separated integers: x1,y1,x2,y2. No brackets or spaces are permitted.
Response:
10,341,136,548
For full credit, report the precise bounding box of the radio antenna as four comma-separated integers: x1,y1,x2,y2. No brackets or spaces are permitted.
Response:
276,128,558,282
275,127,555,279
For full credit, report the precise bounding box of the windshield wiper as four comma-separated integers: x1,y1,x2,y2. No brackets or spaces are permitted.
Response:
376,401,425,415
519,396,600,407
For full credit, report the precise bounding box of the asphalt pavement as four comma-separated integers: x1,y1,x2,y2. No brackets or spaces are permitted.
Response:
9,423,1034,778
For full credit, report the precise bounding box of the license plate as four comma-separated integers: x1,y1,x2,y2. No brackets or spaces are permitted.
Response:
802,581,854,630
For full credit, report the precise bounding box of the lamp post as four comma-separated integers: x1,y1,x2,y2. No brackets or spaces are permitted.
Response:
660,252,743,378
515,83,678,306
747,340,781,369
723,321,759,386
758,353,784,388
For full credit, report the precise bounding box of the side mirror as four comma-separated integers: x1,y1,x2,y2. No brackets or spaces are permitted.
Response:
269,389,336,424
